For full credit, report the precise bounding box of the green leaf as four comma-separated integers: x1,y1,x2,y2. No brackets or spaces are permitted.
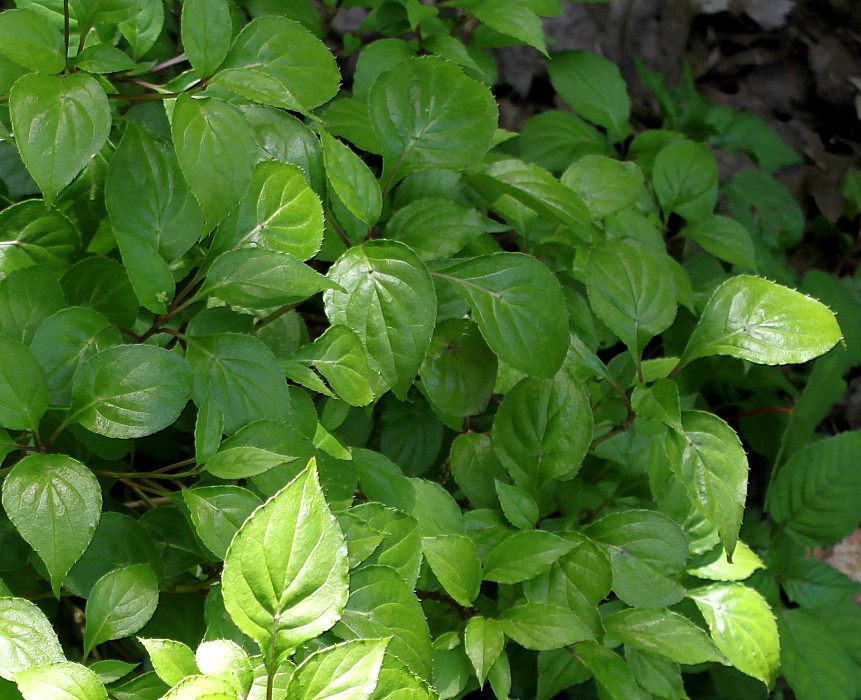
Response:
211,16,340,113
83,564,159,656
324,241,436,399
680,275,843,367
492,374,592,492
204,446,293,480
572,641,648,700
586,510,688,608
30,307,122,406
679,215,757,270
535,649,590,700
183,486,262,561
286,638,388,700
70,0,144,27
665,410,748,558
768,430,861,544
61,258,137,328
421,535,482,606
585,239,677,357
464,617,504,686
652,140,718,221
467,0,547,54
548,50,631,142
689,583,779,688
0,200,80,277
0,9,64,74
171,94,256,227
69,345,192,439
316,98,381,155
335,565,432,680
9,73,111,206
483,531,575,584
193,394,223,464
15,661,107,700
436,253,568,379
2,454,101,597
222,461,349,666
349,502,422,589
688,541,765,581
181,0,231,77
0,264,64,345
161,675,238,700
0,336,50,431
320,130,382,226
494,481,538,530
497,602,593,651
0,598,64,682
369,57,497,182
139,638,198,688
783,558,861,609
118,0,163,59
561,155,644,218
195,640,253,696
86,660,137,685
450,433,508,510
603,608,723,664
631,379,682,432
73,45,137,74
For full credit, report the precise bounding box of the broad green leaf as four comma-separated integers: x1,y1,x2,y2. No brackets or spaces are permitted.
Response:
204,446,293,480
483,531,575,584
286,638,388,700
73,45,137,74
320,130,382,226
464,617,504,686
680,275,842,367
139,638,197,688
431,640,471,700
61,258,137,328
419,318,496,417
652,140,718,221
83,564,158,656
535,649,590,700
665,410,748,558
9,73,111,206
494,481,538,530
118,0,163,59
86,659,137,685
585,239,676,356
421,535,482,606
348,502,422,589
211,16,339,113
0,200,80,277
468,0,546,54
408,479,465,537
768,430,861,544
213,161,325,262
370,655,435,700
69,345,192,439
70,0,144,27
0,9,64,74
436,253,568,379
195,640,253,696
181,0,231,77
222,462,349,666
724,169,803,250
369,57,497,182
450,433,507,511
353,38,416,101
492,374,592,492
572,641,648,700
194,394,223,464
631,379,682,432
586,510,688,608
161,675,238,700
334,566,432,680
0,264,64,345
783,558,861,609
624,647,685,699
0,336,49,431
30,307,122,406
561,155,644,218
324,241,436,399
689,583,779,688
0,598,64,681
519,110,609,172
186,333,292,434
316,98,381,154
2,454,101,597
688,541,764,581
184,486,262,561
172,94,256,227
15,661,107,700
679,215,756,270
497,603,593,651
548,50,630,141
603,608,723,664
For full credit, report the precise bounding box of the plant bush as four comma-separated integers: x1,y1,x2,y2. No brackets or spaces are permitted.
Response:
0,0,859,699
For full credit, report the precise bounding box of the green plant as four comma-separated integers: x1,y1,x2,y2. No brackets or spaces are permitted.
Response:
0,1,859,699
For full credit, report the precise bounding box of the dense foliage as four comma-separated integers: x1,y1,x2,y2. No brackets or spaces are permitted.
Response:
0,0,859,699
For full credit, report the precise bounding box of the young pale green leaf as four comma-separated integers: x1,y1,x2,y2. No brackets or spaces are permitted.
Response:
421,535,482,606
211,16,339,113
572,641,649,700
222,461,349,665
586,510,688,608
494,481,538,530
172,94,256,227
139,638,198,688
0,336,50,431
319,130,382,226
9,73,111,206
483,531,575,584
203,446,293,480
286,638,388,700
83,564,159,656
409,479,465,538
324,241,436,399
195,640,253,697
0,264,64,345
86,659,137,685
369,57,497,182
548,50,631,141
436,253,569,379
561,155,644,218
161,675,239,700
181,0,231,77
2,454,101,597
69,345,192,439
689,583,779,688
497,603,593,651
665,410,748,558
464,617,505,686
0,9,64,74
0,598,64,681
680,275,842,367
679,215,757,270
585,239,677,357
688,541,764,581
183,486,262,561
768,430,861,544
15,661,107,700
603,608,723,664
